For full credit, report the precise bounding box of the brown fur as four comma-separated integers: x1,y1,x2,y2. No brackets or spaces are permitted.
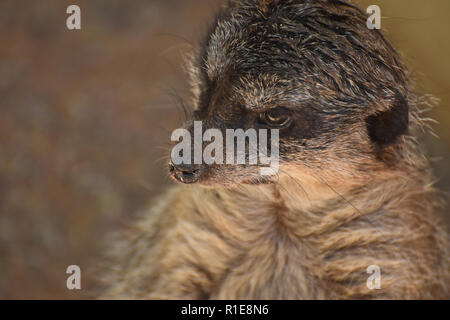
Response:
99,0,450,299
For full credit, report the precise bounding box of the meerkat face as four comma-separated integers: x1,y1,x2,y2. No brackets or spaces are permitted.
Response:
169,0,410,187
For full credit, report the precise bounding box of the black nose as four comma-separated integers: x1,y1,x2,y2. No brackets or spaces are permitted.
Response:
169,162,202,184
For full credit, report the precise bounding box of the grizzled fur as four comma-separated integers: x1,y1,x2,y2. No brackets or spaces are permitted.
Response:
100,0,450,299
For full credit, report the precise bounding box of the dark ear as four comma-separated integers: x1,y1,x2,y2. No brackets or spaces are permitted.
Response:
365,94,409,146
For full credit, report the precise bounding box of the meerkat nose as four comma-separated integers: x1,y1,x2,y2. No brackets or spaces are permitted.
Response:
169,162,202,184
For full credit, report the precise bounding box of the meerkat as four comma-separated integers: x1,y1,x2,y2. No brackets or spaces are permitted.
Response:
100,0,450,299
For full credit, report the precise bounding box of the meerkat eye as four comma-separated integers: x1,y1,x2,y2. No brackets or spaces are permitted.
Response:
259,107,292,128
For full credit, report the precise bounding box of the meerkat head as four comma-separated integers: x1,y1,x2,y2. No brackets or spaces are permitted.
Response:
169,0,411,187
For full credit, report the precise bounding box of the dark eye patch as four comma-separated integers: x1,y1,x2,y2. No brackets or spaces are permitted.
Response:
273,106,326,142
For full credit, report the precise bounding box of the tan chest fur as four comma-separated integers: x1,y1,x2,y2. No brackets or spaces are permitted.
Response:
101,165,450,299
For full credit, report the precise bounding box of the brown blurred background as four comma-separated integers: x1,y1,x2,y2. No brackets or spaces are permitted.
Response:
0,0,449,299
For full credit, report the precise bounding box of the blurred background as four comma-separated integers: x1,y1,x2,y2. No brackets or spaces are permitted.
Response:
0,0,449,299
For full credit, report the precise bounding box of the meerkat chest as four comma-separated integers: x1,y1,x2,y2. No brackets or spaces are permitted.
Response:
211,236,318,299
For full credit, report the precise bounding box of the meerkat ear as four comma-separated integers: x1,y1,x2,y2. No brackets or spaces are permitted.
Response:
365,94,409,146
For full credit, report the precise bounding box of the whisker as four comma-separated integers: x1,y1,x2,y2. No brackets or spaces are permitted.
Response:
163,87,193,122
278,168,311,204
308,171,363,218
307,171,381,232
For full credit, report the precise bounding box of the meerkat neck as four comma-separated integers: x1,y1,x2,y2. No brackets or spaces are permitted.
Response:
213,166,431,242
